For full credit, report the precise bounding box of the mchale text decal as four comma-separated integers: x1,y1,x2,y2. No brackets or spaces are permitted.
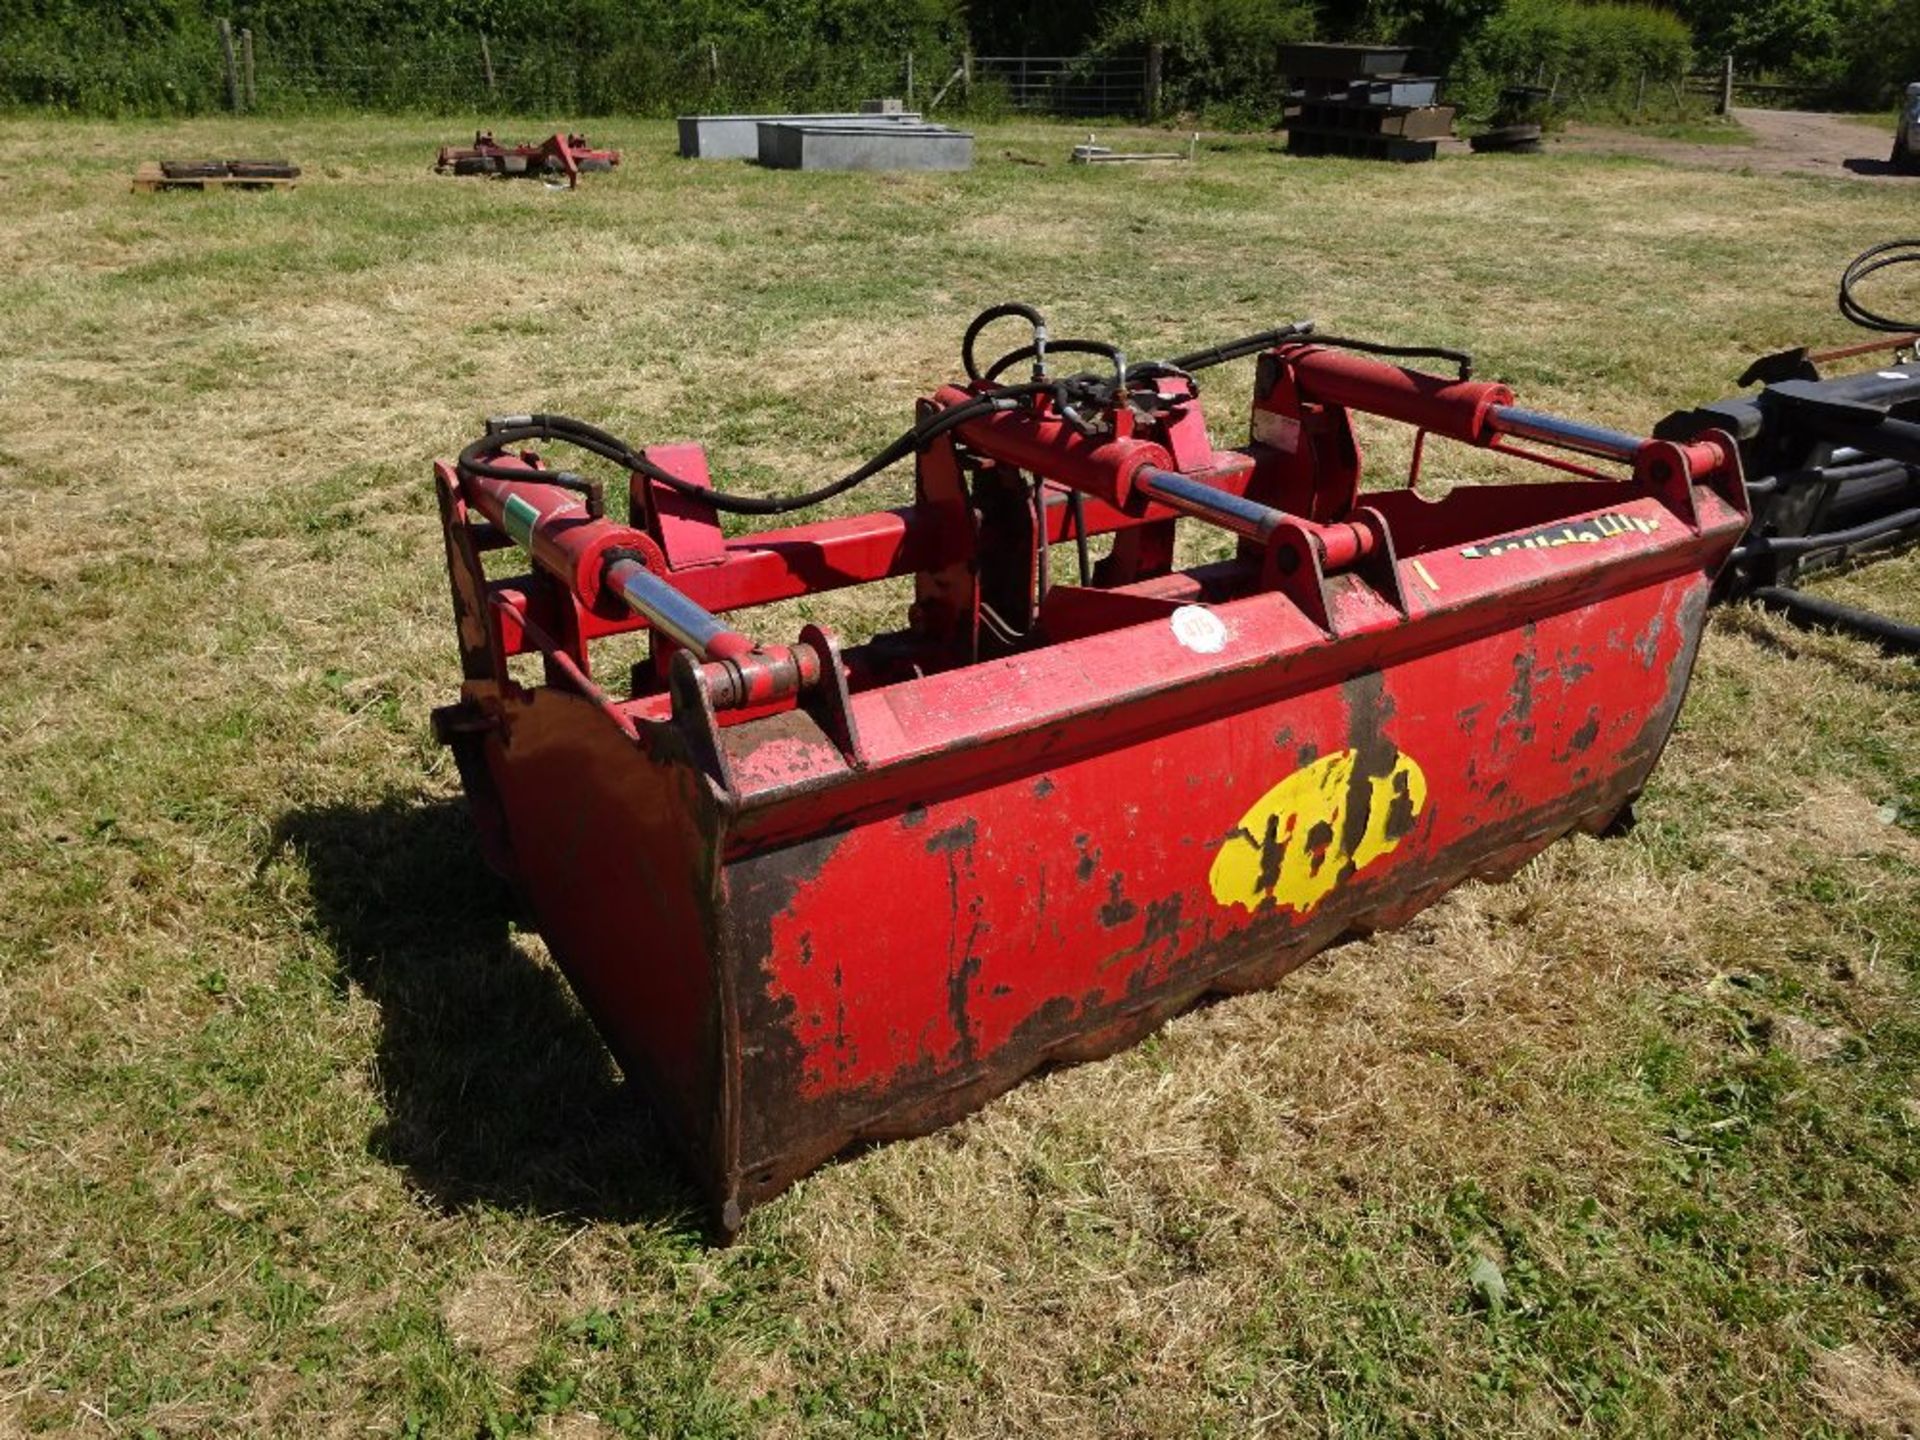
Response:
1461,512,1659,559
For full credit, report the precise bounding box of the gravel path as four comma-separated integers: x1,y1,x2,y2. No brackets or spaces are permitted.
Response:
1554,107,1911,182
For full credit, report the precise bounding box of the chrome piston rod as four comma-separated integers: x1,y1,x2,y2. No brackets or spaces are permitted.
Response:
1137,467,1285,542
604,556,745,660
1488,406,1645,462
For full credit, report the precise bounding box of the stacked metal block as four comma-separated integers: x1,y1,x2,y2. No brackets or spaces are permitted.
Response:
1279,44,1456,163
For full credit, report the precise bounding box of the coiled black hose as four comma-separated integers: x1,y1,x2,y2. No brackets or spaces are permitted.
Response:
1839,239,1920,335
983,339,1128,387
962,302,1049,382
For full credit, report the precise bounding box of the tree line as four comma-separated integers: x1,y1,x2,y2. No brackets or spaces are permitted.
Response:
0,0,1909,117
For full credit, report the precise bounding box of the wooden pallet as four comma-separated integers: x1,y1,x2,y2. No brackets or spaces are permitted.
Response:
132,162,299,193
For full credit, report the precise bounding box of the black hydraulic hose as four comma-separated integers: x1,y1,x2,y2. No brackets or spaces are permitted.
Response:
1823,456,1918,484
1032,476,1051,608
963,302,1050,382
1751,586,1920,654
1160,324,1473,380
1294,334,1478,382
1747,457,1916,498
460,384,1053,517
1069,490,1091,586
1839,239,1920,335
1124,360,1200,387
984,339,1127,387
1732,506,1920,562
463,419,906,516
1165,323,1315,374
460,304,1480,523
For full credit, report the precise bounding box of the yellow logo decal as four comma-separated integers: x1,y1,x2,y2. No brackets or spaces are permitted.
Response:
1209,748,1428,914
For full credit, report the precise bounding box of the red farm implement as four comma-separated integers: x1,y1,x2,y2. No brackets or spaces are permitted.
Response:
432,306,1749,1234
434,131,619,187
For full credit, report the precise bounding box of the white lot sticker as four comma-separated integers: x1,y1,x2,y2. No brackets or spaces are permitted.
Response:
1170,604,1227,654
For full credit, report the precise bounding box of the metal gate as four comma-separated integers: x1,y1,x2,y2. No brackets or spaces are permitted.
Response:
970,53,1149,117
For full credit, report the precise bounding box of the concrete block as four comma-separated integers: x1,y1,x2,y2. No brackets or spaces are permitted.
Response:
751,117,961,167
678,111,923,160
755,123,973,172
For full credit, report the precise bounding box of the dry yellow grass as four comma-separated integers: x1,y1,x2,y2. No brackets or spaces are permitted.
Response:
0,115,1916,1438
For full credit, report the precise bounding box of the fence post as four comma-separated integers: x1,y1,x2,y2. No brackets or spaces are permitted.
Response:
240,28,254,109
963,49,972,104
480,31,496,95
1719,53,1733,115
1146,42,1162,120
709,42,720,86
906,49,914,107
217,18,240,112
1634,70,1646,116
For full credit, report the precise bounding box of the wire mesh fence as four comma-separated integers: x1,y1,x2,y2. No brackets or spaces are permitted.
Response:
0,28,1168,121
967,55,1151,119
0,29,949,119
0,0,1178,126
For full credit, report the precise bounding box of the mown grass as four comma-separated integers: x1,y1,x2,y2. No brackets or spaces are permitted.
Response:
1,115,1917,1438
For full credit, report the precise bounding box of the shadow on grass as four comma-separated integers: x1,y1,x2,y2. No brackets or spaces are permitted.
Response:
276,796,704,1231
1842,156,1911,177
1721,599,1920,692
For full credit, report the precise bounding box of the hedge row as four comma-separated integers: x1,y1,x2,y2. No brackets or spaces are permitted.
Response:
0,0,962,115
0,0,1720,121
1451,1,1695,118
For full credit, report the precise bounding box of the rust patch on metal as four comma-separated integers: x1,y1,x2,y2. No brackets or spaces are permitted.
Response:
1074,834,1099,883
1634,611,1666,669
925,816,978,855
1141,893,1186,961
1558,655,1595,687
1339,669,1398,870
1099,872,1139,928
1559,708,1602,760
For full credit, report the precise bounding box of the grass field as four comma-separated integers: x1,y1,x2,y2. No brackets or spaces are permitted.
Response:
2,115,1918,1438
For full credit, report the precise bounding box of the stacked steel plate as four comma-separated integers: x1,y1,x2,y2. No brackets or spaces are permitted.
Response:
1280,44,1456,163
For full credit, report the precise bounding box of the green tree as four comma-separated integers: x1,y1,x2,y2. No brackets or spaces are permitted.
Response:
1098,0,1317,120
